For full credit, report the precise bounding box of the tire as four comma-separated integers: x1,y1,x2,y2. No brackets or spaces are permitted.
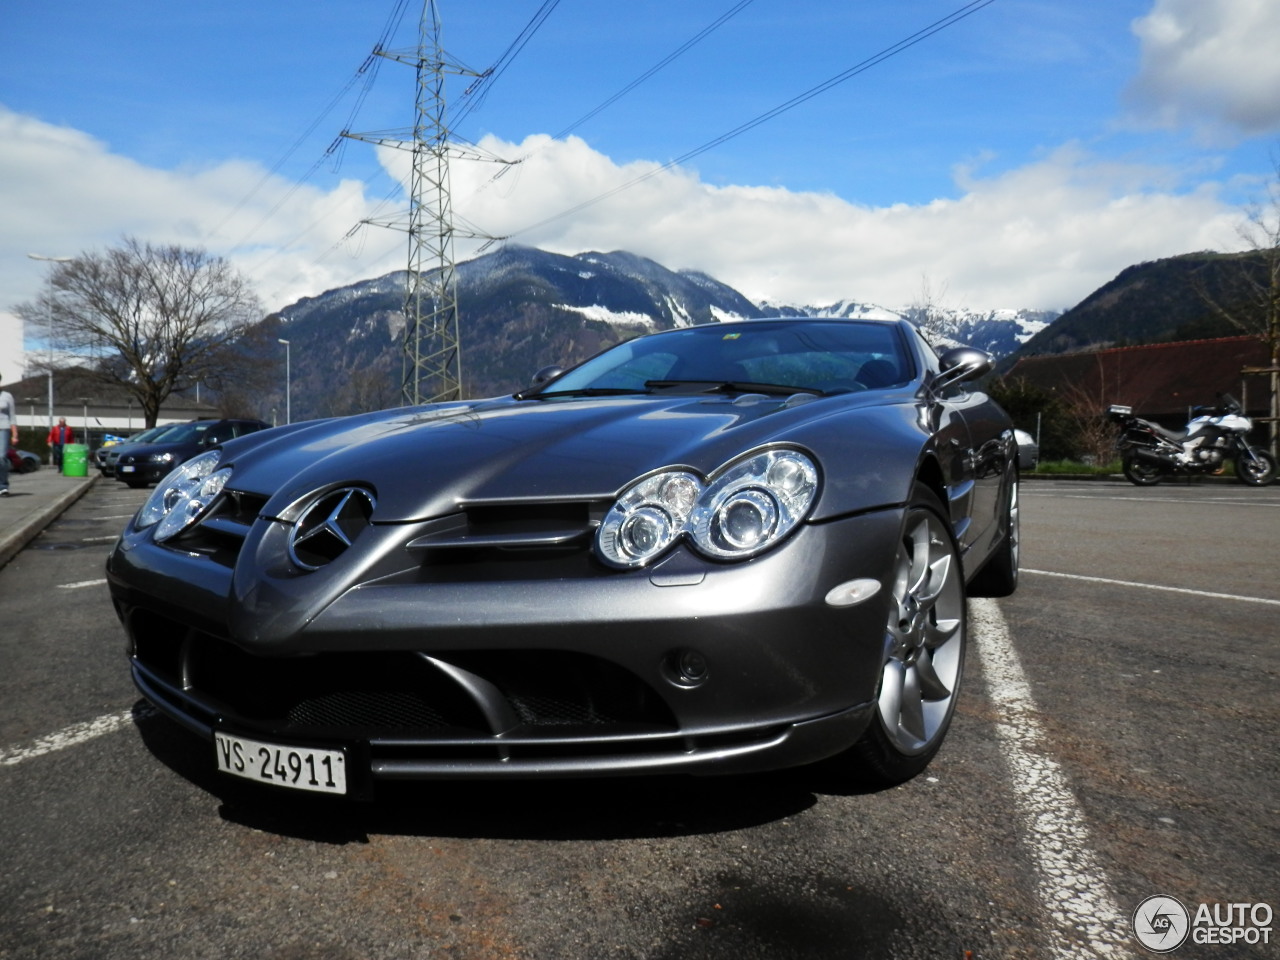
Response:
839,483,967,788
1122,453,1164,486
1236,447,1277,486
969,469,1019,598
124,478,149,489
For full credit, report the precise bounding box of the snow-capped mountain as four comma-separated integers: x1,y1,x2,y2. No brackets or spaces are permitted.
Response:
268,245,1053,418
764,299,1056,358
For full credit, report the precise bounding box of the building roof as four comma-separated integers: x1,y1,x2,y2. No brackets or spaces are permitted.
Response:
2,367,217,422
1003,336,1272,420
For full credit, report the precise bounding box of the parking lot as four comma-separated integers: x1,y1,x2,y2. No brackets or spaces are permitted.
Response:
1,477,1276,959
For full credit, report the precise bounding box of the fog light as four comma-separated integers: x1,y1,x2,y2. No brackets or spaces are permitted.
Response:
665,649,710,687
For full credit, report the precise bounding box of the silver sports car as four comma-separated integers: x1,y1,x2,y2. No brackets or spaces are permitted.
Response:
107,317,1019,798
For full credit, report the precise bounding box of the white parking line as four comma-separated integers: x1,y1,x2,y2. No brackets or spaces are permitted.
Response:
58,578,108,590
1024,568,1280,606
1024,492,1280,507
971,598,1130,958
0,709,134,767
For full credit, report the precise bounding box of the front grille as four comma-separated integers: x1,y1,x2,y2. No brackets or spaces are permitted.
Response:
167,489,270,566
510,693,612,726
288,487,376,570
127,610,676,744
287,690,450,731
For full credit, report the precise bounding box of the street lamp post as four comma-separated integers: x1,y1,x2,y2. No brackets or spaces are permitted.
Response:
24,398,37,443
80,398,91,443
278,339,291,425
27,253,74,439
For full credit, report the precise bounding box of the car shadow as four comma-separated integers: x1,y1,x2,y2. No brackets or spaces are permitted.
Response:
131,701,885,846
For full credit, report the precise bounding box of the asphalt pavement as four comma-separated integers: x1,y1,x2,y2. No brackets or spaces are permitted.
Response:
0,465,98,569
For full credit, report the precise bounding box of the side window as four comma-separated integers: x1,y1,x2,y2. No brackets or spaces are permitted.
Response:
233,422,263,438
205,425,233,445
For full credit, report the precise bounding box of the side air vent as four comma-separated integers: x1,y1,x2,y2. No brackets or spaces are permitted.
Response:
288,487,376,571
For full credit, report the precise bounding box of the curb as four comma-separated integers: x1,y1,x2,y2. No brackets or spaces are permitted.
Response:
0,474,98,570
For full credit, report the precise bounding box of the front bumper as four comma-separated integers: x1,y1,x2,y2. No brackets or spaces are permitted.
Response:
115,461,168,484
107,505,905,788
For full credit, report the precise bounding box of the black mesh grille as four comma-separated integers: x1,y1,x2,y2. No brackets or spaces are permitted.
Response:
509,694,614,726
287,690,450,730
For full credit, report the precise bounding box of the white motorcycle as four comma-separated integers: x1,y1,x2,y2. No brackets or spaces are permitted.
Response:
1107,394,1277,486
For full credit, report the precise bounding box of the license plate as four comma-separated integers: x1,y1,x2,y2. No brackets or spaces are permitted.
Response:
214,732,347,795
119,465,135,473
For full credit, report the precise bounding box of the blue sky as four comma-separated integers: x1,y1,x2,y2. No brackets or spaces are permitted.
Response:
3,0,1280,369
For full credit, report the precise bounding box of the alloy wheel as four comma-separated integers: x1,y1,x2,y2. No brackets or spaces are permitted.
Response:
877,506,965,755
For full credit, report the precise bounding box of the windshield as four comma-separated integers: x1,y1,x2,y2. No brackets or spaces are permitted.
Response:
538,320,913,396
122,426,168,444
148,421,209,444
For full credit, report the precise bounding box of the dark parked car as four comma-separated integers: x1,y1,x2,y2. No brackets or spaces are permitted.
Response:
107,318,1019,798
96,424,178,477
114,418,269,488
6,448,40,473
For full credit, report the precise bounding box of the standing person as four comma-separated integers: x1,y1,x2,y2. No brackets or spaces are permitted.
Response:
46,417,74,469
0,373,17,496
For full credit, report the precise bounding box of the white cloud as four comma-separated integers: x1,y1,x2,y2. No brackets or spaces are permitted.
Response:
0,104,1251,354
1127,0,1280,136
450,135,1242,310
0,106,402,329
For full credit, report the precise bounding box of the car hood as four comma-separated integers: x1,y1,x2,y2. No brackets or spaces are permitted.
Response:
223,393,875,523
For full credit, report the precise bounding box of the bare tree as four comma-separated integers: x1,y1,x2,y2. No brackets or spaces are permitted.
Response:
908,273,952,345
1058,379,1117,465
1194,157,1280,454
19,237,263,427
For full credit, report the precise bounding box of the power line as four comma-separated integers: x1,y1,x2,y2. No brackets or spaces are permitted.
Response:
550,0,756,143
452,0,563,128
213,1,415,252
464,0,757,201
495,0,998,244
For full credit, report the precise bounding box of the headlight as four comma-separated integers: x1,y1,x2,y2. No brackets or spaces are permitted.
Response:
597,471,702,568
691,449,819,559
596,448,819,568
136,450,231,541
148,452,176,463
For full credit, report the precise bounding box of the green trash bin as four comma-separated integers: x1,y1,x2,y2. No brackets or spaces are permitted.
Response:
62,443,89,477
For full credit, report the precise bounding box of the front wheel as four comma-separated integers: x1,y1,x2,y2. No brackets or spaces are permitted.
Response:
1236,447,1277,486
838,484,967,788
1122,453,1164,486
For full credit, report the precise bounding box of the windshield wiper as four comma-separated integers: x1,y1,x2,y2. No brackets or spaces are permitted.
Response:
644,379,823,397
522,386,652,400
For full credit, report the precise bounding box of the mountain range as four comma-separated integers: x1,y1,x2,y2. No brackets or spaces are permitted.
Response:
269,245,1056,420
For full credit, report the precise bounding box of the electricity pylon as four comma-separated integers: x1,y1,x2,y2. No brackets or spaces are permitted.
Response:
345,0,503,404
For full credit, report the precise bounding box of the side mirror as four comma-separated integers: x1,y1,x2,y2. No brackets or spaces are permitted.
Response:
530,365,564,388
933,347,992,391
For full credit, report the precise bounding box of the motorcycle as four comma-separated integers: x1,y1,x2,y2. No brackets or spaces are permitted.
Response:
1107,394,1277,486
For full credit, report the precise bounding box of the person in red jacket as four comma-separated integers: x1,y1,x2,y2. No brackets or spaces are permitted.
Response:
47,418,75,468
